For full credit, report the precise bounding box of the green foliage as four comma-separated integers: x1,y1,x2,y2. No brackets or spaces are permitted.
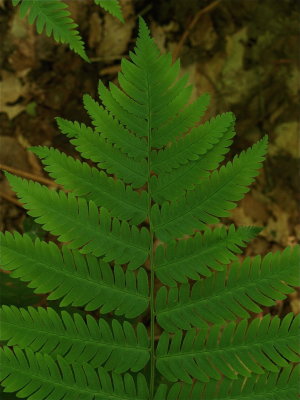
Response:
0,18,299,400
154,365,300,399
156,313,299,383
94,0,124,23
12,0,124,61
156,245,299,332
0,271,39,307
5,174,150,269
0,231,148,317
154,225,261,285
0,346,148,400
0,306,150,373
30,146,148,224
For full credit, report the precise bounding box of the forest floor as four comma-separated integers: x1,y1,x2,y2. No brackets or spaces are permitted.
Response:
0,0,299,362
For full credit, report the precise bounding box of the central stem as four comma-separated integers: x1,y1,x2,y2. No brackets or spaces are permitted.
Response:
149,227,155,397
146,75,155,398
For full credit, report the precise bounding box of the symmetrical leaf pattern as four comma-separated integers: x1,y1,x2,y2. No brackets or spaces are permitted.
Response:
154,366,300,400
0,232,149,317
156,313,300,383
0,17,299,400
0,306,150,373
156,245,300,331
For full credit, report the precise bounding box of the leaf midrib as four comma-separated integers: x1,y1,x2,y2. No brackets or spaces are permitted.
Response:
24,190,149,256
3,244,148,301
44,155,147,215
1,320,150,353
157,332,298,360
154,234,239,272
156,272,290,317
1,359,140,400
153,152,257,231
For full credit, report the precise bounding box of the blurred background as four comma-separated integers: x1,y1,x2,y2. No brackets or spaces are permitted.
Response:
0,0,299,396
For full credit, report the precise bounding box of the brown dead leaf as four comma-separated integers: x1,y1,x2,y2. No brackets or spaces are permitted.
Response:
0,71,26,119
189,14,217,51
95,0,134,62
8,13,37,73
269,121,300,159
289,292,300,315
88,12,102,49
263,203,291,245
240,193,269,224
230,202,255,227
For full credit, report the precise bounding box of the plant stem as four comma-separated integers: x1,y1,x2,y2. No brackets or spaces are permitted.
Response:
149,230,155,398
146,75,155,399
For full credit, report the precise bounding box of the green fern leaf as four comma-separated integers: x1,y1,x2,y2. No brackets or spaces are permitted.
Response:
0,306,150,373
97,27,198,142
152,136,268,242
83,94,148,160
155,365,300,399
156,313,300,383
13,0,89,61
56,117,92,139
30,146,148,225
154,225,261,286
1,17,299,400
0,232,149,317
151,120,235,203
94,0,124,22
151,93,211,148
66,121,148,188
98,80,148,138
0,347,149,399
156,245,300,331
5,173,149,269
151,112,235,175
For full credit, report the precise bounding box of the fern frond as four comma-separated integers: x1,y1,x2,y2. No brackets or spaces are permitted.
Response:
156,245,299,331
1,17,298,400
154,225,260,286
83,94,148,160
151,120,235,204
13,0,88,61
56,117,93,139
0,232,149,317
154,366,300,400
6,173,149,269
94,0,124,22
0,347,149,399
98,80,148,138
151,93,211,149
68,122,148,188
31,146,148,225
57,116,148,188
151,112,235,174
156,313,300,383
0,306,150,373
152,136,268,242
98,19,200,144
117,56,204,145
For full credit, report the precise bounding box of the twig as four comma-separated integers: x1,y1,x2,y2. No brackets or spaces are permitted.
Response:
0,164,57,187
172,0,222,62
0,191,23,208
